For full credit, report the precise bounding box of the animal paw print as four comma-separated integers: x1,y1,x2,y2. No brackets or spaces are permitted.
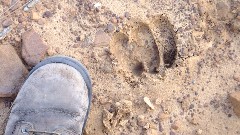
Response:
109,15,177,77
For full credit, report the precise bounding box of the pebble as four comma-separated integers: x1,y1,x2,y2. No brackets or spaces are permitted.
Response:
31,12,41,20
170,131,176,135
110,17,117,24
229,91,240,117
22,29,49,66
196,129,203,135
18,16,25,23
105,23,115,33
233,74,240,82
2,19,13,28
137,115,146,127
158,112,170,121
155,98,161,105
144,97,155,110
0,45,28,97
171,121,180,130
124,12,131,19
94,30,111,46
43,11,53,18
146,129,159,135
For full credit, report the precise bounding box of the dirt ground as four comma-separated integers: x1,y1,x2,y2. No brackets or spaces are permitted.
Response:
0,0,240,134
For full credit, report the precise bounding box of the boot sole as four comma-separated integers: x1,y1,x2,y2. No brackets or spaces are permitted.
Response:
28,56,92,131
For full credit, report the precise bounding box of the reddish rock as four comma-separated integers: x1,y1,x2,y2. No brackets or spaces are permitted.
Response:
0,45,28,97
229,92,240,117
22,30,48,66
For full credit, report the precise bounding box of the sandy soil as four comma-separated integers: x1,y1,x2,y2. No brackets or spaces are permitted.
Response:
0,0,240,135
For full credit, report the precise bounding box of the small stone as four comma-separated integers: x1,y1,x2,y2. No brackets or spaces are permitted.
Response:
119,119,128,126
102,109,114,130
159,112,170,121
186,116,199,125
216,2,230,20
94,30,111,46
171,121,180,130
143,123,150,129
146,129,159,135
115,100,133,113
196,129,203,135
110,17,117,24
37,19,45,25
22,29,48,66
2,19,12,28
43,11,53,18
0,45,28,97
189,104,194,109
1,0,11,6
144,97,155,110
124,12,131,19
155,98,161,105
137,115,146,127
233,74,240,82
105,23,115,33
229,91,240,117
31,12,41,20
18,16,25,23
170,131,176,135
58,4,62,10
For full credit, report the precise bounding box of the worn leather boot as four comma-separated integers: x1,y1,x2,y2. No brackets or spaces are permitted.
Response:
4,56,92,135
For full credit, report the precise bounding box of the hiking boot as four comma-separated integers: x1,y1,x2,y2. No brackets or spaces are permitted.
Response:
4,56,92,135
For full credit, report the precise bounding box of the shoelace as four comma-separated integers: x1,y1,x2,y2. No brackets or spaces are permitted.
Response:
22,128,60,135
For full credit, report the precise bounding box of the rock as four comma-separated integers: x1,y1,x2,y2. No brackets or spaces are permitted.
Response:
2,18,13,28
124,12,131,19
216,2,230,21
146,129,159,135
144,97,155,110
159,112,170,121
22,29,48,66
231,19,240,32
105,23,115,33
155,98,161,105
143,122,150,129
137,115,146,127
181,97,191,111
94,30,111,46
0,45,28,97
233,74,240,82
102,109,114,130
31,12,41,20
119,119,128,126
170,131,176,135
196,129,203,135
1,0,11,6
43,11,53,18
171,121,181,130
115,99,133,113
186,116,199,125
229,91,240,117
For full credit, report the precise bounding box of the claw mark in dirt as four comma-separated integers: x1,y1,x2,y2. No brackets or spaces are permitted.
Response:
109,15,177,77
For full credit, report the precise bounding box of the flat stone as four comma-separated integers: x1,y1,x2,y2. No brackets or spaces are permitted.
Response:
229,91,240,117
105,23,115,33
2,18,13,28
31,12,41,20
94,30,111,46
0,45,28,97
22,29,48,66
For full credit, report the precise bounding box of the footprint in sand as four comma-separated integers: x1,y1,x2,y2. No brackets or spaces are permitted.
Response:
109,15,177,77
